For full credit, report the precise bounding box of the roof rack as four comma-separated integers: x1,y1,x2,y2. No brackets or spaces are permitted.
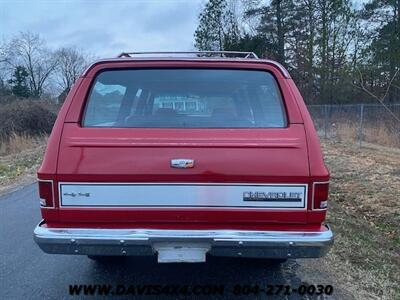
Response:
117,51,259,59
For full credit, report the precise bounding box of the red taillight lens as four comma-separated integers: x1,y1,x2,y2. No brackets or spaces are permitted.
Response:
313,182,329,209
38,181,53,207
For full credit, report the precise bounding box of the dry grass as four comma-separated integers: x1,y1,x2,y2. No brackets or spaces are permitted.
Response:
0,134,47,194
330,122,400,148
363,125,400,147
0,133,47,156
320,140,400,299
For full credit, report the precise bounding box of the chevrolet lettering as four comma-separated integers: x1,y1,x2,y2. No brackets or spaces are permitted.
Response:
243,191,303,201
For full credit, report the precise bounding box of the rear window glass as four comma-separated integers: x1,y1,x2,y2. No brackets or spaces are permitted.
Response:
83,69,287,128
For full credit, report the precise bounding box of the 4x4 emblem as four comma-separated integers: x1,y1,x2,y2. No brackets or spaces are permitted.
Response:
171,159,194,169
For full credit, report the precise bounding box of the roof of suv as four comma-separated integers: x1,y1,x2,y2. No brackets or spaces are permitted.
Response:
82,51,291,79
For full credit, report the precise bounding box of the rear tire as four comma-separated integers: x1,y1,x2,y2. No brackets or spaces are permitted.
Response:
245,258,288,267
266,258,288,265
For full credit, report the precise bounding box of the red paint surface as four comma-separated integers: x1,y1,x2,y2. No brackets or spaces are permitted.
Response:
38,59,329,229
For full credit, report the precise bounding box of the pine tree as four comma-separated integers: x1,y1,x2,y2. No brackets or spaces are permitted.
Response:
8,66,31,98
193,0,400,104
194,0,240,51
362,0,400,102
246,0,296,64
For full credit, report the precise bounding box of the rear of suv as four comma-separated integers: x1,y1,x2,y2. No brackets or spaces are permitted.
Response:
34,51,333,263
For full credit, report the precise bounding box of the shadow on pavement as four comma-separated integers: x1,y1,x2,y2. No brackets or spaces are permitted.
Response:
82,256,310,299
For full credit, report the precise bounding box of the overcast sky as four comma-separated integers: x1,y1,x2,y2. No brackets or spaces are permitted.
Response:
0,0,204,58
1,0,368,59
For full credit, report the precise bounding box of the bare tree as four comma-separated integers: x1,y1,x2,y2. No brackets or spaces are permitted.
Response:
354,68,400,122
3,31,58,97
54,47,91,93
0,41,9,93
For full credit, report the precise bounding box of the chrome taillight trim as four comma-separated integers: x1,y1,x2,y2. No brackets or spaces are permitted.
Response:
38,179,55,209
311,181,330,211
58,182,308,210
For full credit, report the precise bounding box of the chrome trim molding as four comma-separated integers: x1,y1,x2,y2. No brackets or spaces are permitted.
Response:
38,179,55,209
170,158,195,169
33,221,333,259
58,182,308,210
312,181,329,211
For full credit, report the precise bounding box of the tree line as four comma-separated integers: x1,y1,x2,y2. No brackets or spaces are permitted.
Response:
1,1,398,106
0,31,93,102
194,0,400,104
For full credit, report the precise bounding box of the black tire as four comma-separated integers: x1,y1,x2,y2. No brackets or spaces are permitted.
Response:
244,258,288,266
266,258,288,265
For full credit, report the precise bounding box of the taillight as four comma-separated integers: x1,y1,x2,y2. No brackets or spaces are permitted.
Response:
313,182,329,210
38,181,53,207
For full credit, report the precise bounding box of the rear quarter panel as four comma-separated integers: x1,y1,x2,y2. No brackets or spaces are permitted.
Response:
286,80,330,223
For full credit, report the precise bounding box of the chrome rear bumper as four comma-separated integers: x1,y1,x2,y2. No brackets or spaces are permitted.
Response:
33,221,333,260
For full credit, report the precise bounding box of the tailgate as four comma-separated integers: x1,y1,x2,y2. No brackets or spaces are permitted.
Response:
55,123,310,225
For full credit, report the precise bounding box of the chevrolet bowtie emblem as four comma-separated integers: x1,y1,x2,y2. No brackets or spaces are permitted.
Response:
170,159,195,169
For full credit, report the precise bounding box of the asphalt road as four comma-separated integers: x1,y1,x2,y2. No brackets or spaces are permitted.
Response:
0,184,348,300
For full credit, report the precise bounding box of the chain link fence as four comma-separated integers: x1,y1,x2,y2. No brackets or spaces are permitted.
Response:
308,103,400,148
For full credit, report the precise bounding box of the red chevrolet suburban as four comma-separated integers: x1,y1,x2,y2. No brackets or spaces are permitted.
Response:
34,51,333,263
